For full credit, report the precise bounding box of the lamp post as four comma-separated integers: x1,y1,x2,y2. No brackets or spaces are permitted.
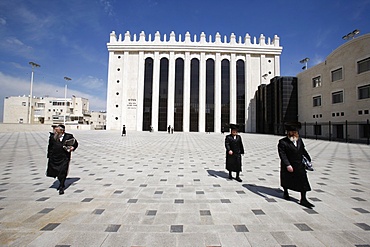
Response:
300,57,310,70
63,76,72,125
342,29,360,40
28,62,40,124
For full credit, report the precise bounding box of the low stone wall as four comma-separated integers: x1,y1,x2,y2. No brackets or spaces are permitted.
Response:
0,123,93,132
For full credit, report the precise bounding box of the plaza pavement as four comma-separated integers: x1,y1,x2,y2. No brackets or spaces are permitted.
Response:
0,130,370,247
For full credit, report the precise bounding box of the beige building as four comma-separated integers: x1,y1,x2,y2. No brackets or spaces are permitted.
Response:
89,111,106,130
3,95,91,126
297,33,370,142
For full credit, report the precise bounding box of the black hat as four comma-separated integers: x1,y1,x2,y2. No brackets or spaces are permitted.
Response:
229,123,239,130
57,124,65,130
284,122,301,131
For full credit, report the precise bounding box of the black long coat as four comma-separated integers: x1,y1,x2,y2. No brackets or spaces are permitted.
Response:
46,133,78,178
278,137,311,192
225,134,244,172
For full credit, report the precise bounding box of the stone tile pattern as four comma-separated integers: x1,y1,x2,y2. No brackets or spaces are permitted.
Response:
0,131,370,246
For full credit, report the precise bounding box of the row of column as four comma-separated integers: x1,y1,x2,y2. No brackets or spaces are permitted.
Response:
134,52,252,132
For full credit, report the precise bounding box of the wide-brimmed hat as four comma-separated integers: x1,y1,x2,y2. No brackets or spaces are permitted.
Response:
229,123,239,130
284,122,301,131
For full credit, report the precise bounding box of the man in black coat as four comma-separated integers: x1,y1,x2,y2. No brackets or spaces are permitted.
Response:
278,122,314,208
46,124,78,195
225,124,244,182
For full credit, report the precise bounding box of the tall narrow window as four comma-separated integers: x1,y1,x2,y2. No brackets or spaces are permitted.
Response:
158,58,169,131
331,68,343,82
190,58,199,132
236,60,245,131
312,76,321,87
358,57,370,74
313,95,322,107
142,57,153,131
206,59,215,132
174,58,184,131
221,59,230,130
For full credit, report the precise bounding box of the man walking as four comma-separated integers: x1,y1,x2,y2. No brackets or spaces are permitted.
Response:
46,124,78,195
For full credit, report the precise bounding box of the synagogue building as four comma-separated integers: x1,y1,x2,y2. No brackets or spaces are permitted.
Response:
106,30,282,132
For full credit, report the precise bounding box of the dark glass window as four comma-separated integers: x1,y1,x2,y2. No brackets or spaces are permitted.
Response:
190,59,199,132
158,58,169,131
358,84,370,99
221,59,230,131
359,124,370,138
332,91,343,104
331,68,343,82
174,58,184,131
313,96,321,107
314,124,322,135
143,57,153,131
206,59,215,132
358,57,370,74
236,60,245,131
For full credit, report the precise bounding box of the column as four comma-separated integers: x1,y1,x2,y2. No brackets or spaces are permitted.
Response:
214,52,221,133
274,55,280,76
167,52,175,128
121,51,129,128
199,52,206,132
183,52,191,132
230,53,236,124
151,51,160,131
136,51,145,131
245,54,252,132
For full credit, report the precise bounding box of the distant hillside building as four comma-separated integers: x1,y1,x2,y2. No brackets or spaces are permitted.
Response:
3,95,92,126
106,30,283,132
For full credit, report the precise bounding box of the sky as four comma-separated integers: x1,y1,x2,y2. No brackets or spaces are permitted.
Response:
0,0,369,122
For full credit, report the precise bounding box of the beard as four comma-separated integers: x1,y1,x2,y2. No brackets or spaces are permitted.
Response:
289,136,298,142
54,133,62,141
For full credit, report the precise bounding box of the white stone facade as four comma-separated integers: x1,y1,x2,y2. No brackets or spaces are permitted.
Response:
106,31,282,132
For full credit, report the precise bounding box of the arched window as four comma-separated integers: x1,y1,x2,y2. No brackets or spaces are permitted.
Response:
158,58,169,131
236,59,245,131
190,58,199,132
221,59,230,130
143,57,153,131
174,58,184,131
206,59,215,132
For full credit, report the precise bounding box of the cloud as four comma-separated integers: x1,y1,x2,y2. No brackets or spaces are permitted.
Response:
100,0,115,16
0,17,6,25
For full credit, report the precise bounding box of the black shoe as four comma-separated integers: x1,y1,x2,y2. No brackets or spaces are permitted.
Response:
300,200,314,208
235,177,242,182
59,188,64,195
228,175,233,180
283,194,290,200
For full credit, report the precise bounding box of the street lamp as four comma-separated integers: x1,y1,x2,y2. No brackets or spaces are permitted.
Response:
342,29,360,40
300,57,310,70
28,62,40,124
63,76,72,125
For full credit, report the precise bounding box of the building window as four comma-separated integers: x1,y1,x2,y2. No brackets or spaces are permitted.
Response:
221,59,230,129
331,68,343,82
236,59,245,132
312,76,321,87
190,58,199,132
158,58,169,131
358,57,370,74
142,57,153,131
313,96,321,107
332,91,343,104
359,124,369,138
314,124,322,135
22,102,26,106
174,58,184,131
358,84,370,100
206,59,215,132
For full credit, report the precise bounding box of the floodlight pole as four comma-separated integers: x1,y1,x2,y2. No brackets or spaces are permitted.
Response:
63,76,72,125
300,58,310,70
28,62,40,124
